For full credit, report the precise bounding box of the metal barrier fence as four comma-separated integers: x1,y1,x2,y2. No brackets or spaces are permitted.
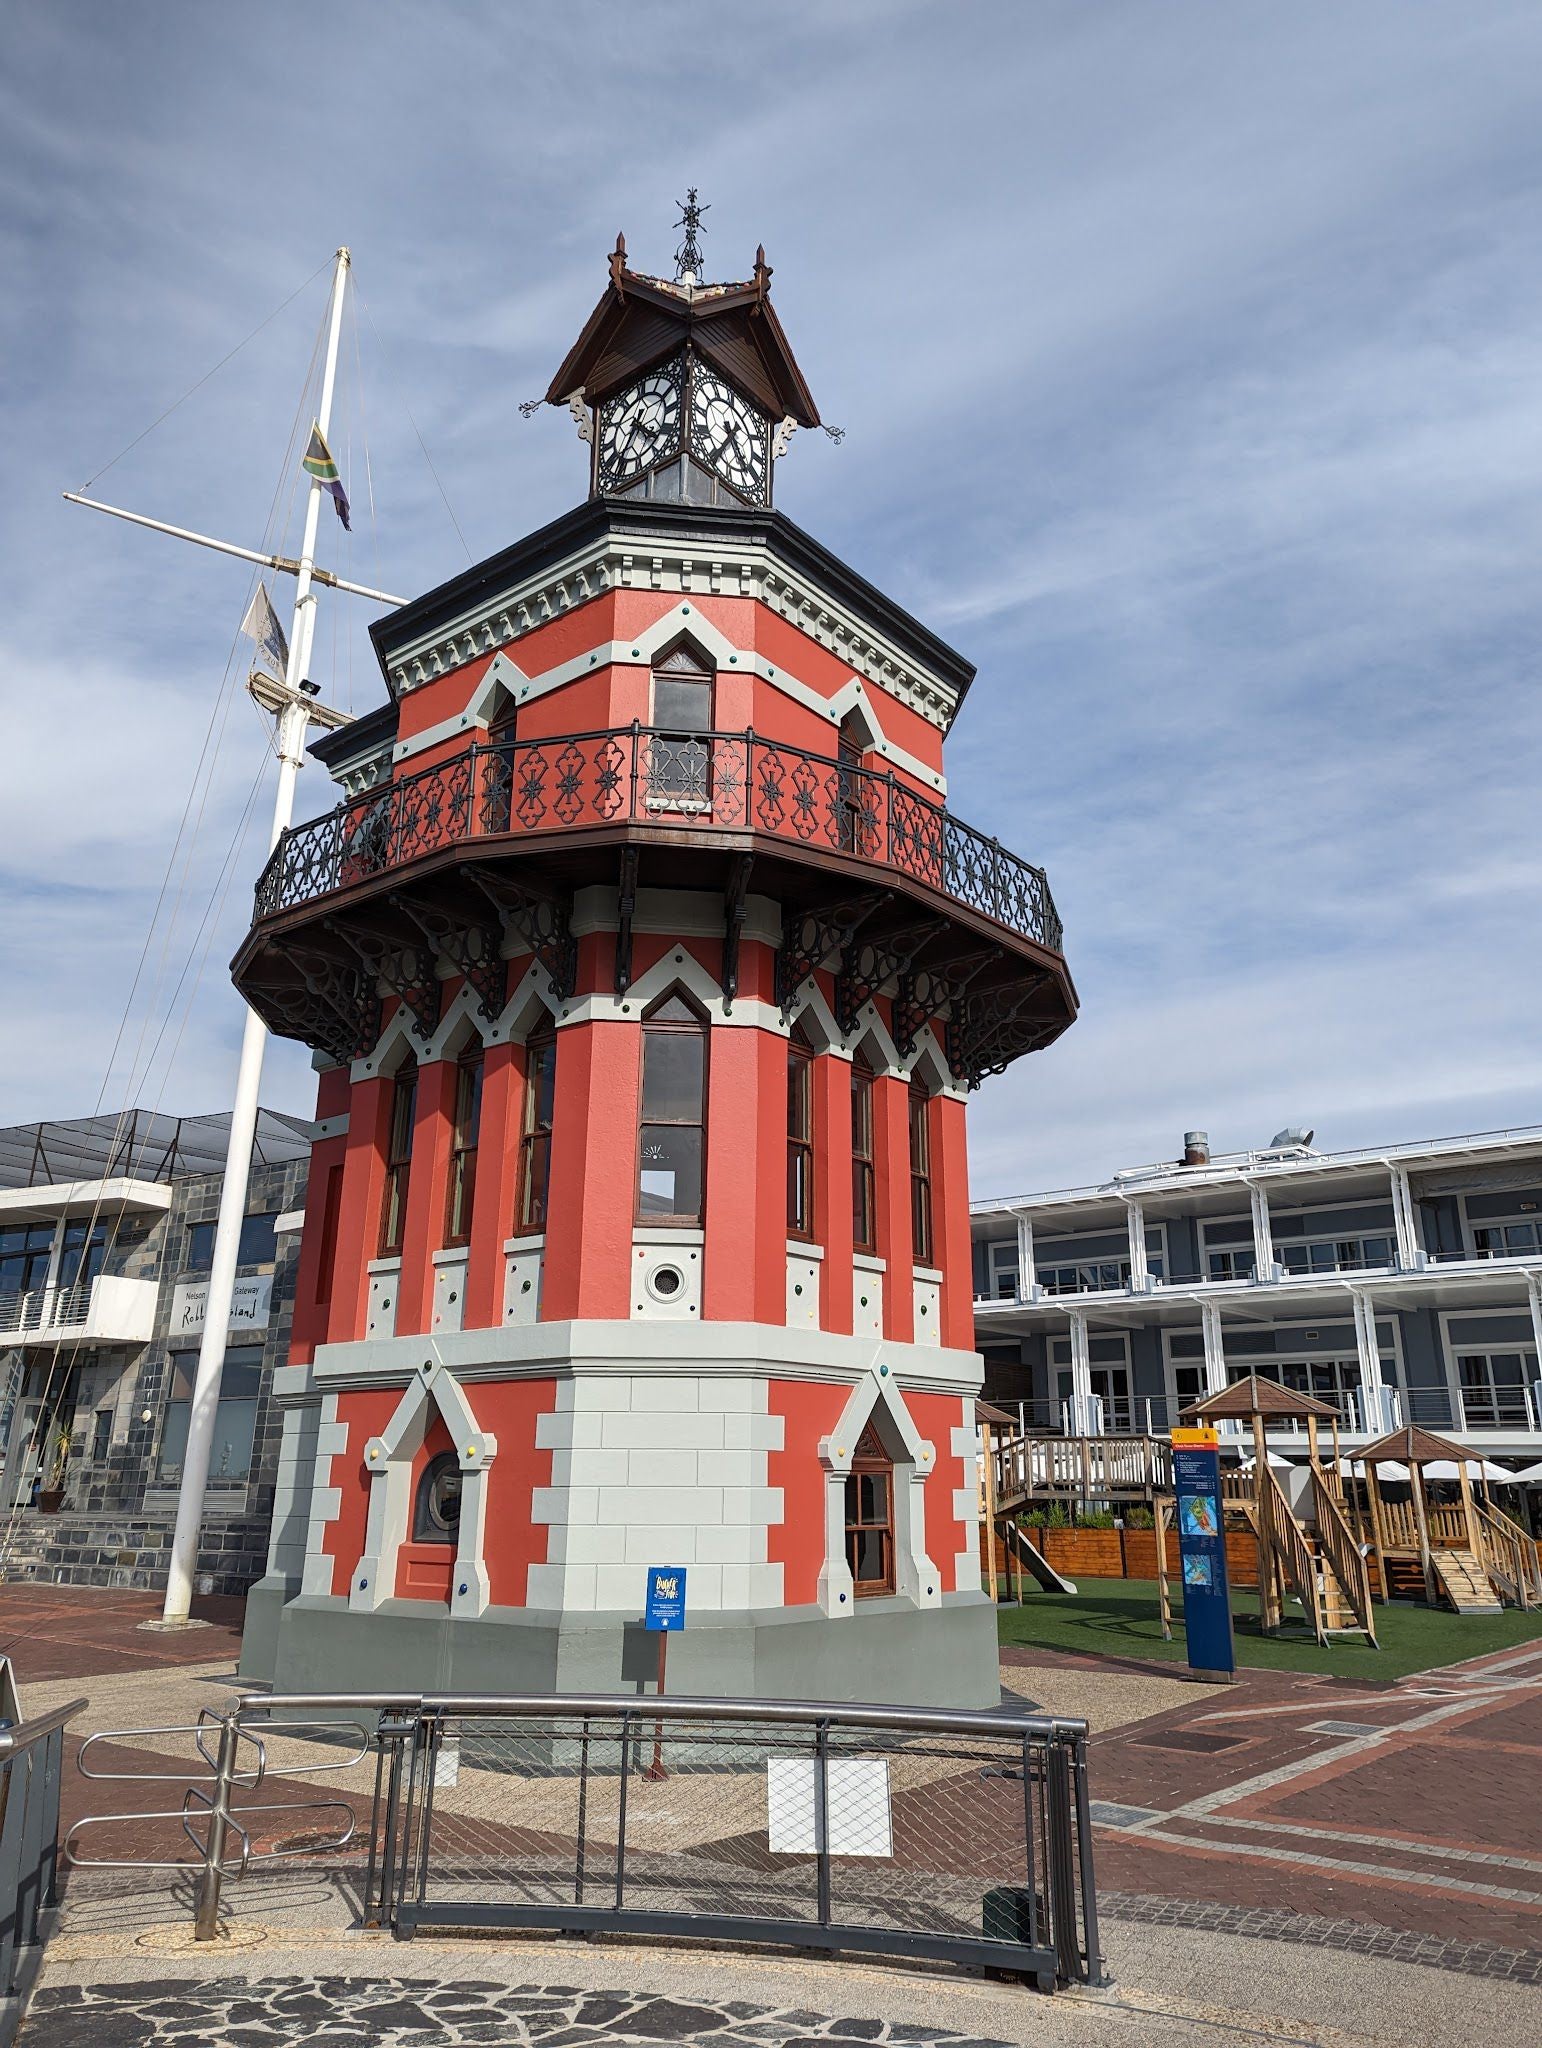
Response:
0,1696,83,2048
66,1690,1103,1991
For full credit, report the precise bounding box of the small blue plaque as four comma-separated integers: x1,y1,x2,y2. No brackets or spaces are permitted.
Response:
644,1565,687,1631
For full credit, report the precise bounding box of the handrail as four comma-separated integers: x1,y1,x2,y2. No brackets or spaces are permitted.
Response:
251,724,1064,955
241,1688,1088,1742
1473,1500,1540,1608
1307,1465,1377,1643
1257,1460,1326,1641
0,1697,88,1757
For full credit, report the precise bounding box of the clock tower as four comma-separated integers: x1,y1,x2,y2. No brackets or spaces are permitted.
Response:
548,216,818,510
235,213,1077,1710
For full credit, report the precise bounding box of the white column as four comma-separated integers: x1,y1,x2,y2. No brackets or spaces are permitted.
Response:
1065,1309,1095,1434
1014,1210,1037,1302
1200,1299,1227,1395
1388,1165,1422,1271
1124,1198,1150,1294
1350,1289,1394,1433
1247,1180,1278,1282
1526,1273,1542,1433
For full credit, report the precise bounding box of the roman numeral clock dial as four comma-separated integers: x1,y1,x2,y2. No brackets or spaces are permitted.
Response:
689,371,769,504
596,367,682,490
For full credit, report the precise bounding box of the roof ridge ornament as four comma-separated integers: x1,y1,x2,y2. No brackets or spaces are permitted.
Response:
674,188,708,284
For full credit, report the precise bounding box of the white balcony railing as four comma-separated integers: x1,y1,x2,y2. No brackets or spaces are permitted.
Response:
0,1275,156,1346
0,1282,92,1336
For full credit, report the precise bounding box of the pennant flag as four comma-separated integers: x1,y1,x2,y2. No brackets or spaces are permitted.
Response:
302,422,351,530
239,582,290,679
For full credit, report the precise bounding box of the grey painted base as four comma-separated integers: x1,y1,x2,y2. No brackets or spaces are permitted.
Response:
248,1589,1001,1710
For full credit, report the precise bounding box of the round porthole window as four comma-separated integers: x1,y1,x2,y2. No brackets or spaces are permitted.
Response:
647,1263,684,1303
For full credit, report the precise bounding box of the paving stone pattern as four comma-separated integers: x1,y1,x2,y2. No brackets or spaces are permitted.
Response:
23,1978,1020,2047
1100,1892,1542,1985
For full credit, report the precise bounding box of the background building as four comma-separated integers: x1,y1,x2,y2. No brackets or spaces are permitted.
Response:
971,1125,1542,1472
0,1108,310,1591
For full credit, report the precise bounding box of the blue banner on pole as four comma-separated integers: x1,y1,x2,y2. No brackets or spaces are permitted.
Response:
644,1565,687,1631
1172,1440,1235,1677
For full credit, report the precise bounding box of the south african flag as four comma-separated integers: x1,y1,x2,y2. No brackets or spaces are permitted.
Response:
302,423,351,531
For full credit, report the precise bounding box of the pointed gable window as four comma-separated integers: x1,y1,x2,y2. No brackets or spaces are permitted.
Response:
648,641,714,808
845,1422,895,1596
637,989,708,1223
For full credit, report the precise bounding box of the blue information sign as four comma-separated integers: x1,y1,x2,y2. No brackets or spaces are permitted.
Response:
1172,1439,1235,1678
644,1565,687,1632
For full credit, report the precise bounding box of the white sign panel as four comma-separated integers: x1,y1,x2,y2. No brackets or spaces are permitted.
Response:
766,1757,893,1858
170,1275,272,1340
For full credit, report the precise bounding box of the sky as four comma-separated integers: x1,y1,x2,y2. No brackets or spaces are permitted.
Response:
2,1,1540,1198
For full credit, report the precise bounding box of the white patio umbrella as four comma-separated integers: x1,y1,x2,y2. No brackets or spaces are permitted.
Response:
1340,1455,1410,1481
1423,1458,1513,1482
1235,1449,1293,1470
1504,1460,1542,1484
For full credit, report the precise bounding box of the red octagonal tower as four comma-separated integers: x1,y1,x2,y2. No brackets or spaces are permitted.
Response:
237,234,1076,1706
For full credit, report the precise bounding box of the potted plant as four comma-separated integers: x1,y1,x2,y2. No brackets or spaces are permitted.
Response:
36,1425,71,1513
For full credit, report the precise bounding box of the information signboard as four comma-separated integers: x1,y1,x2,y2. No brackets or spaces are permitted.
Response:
644,1565,687,1632
1170,1427,1235,1679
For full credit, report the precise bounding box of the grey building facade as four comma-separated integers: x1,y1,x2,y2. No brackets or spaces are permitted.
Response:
0,1109,310,1593
970,1126,1542,1483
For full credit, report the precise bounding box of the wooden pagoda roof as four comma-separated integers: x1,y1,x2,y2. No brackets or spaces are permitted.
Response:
1357,1423,1473,1468
1177,1373,1342,1422
545,235,821,425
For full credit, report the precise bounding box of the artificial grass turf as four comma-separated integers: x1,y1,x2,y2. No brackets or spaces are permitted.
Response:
995,1573,1542,1681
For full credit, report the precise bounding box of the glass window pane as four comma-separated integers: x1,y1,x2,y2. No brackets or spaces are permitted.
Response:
853,1529,887,1583
158,1401,191,1478
642,1030,704,1123
237,1213,278,1266
654,675,710,731
221,1349,265,1398
208,1399,256,1481
638,1126,702,1217
186,1222,216,1273
530,1038,557,1126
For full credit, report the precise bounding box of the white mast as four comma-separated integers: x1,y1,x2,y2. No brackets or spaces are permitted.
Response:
155,246,353,1625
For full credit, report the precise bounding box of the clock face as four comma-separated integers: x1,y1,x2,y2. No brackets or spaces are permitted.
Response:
596,363,683,490
689,370,769,503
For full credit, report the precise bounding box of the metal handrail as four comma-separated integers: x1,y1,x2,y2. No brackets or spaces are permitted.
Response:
251,724,1065,954
0,1698,87,1759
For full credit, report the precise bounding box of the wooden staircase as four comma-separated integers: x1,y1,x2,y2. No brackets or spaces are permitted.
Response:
1431,1549,1504,1615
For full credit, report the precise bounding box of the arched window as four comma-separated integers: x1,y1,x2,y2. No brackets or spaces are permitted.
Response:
518,1023,557,1230
379,1055,418,1257
649,642,714,807
413,1450,462,1544
908,1081,933,1266
443,1046,485,1247
837,714,867,853
787,1025,814,1237
851,1053,876,1253
637,991,708,1223
845,1423,894,1596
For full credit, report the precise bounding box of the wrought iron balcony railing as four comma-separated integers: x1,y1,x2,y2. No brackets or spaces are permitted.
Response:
254,725,1064,954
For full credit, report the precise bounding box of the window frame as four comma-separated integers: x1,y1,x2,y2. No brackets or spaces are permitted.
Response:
908,1082,933,1267
845,1427,896,1597
851,1054,876,1255
647,641,716,809
635,989,709,1227
443,1046,485,1248
517,1024,558,1232
378,1056,419,1259
412,1449,463,1545
786,1026,815,1239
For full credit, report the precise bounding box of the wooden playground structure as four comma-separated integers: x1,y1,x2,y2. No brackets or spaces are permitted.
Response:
980,1373,1541,1647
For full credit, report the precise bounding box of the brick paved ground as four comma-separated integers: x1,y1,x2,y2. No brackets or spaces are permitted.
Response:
1004,1633,1542,1956
0,1582,243,1683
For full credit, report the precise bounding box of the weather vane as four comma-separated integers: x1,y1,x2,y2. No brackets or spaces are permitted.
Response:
674,188,708,282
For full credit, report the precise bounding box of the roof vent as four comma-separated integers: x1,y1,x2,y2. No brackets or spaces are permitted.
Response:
1183,1131,1211,1167
1268,1126,1315,1150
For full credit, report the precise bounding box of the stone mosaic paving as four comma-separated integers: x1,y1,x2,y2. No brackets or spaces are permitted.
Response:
23,1978,1019,2046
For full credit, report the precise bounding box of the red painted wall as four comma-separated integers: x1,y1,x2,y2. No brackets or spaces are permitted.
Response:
768,1379,848,1606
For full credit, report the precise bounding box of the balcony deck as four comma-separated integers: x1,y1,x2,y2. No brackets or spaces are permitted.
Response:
235,725,1077,1079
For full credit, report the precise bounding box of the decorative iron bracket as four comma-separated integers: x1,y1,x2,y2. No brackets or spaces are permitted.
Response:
834,917,947,1037
721,853,754,1012
324,915,442,1039
946,972,1056,1088
464,864,577,1002
775,891,891,1020
389,895,507,1023
272,940,382,1063
614,846,640,996
891,946,1001,1056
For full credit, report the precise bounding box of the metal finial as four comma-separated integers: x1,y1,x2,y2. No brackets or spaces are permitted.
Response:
674,188,709,282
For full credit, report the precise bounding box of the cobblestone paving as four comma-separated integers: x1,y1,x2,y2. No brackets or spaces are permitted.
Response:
1099,1892,1542,1983
23,1977,1018,2046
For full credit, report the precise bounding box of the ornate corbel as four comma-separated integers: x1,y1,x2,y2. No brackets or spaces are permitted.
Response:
463,863,576,1002
721,853,754,1011
775,890,891,1019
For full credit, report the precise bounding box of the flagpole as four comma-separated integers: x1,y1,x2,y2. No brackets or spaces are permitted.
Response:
158,246,353,1628
60,494,405,606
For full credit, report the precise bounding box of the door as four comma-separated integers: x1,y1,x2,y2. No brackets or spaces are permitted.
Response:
1,1397,45,1509
1055,1363,1134,1433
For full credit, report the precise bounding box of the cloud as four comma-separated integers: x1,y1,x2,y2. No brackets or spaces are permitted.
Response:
1,1,1539,1196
